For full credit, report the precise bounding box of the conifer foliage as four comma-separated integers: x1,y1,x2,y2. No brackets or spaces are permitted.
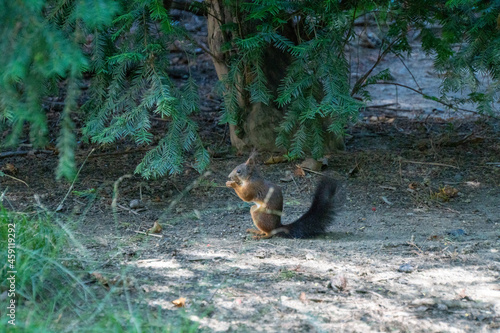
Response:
81,0,209,178
0,0,118,180
1,0,209,180
0,1,498,180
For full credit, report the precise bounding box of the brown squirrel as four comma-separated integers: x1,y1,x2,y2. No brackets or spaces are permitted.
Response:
226,154,337,239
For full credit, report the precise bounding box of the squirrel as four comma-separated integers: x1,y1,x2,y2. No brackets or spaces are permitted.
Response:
226,154,337,239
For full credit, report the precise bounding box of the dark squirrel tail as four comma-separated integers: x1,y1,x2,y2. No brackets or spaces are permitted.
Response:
277,177,337,239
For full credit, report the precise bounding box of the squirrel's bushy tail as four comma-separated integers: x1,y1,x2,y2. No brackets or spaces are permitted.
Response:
279,177,337,239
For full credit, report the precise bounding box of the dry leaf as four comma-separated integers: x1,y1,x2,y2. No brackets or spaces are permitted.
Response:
328,274,348,291
299,292,308,303
427,235,443,241
433,185,459,202
442,185,459,197
53,313,63,324
148,221,162,234
2,163,18,175
457,289,468,300
172,297,186,307
348,163,360,177
264,155,286,164
92,272,110,288
408,182,419,190
294,166,306,177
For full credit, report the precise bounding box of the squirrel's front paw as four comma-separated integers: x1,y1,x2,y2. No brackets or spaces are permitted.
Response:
226,180,236,188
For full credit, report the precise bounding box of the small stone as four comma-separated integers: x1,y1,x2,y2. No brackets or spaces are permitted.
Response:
398,263,414,273
255,250,267,259
305,253,315,260
129,199,144,209
327,275,348,291
461,244,474,254
300,158,323,171
72,204,82,215
437,303,448,311
447,229,467,238
416,306,428,312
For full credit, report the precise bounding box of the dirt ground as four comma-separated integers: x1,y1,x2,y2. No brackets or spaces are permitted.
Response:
2,10,500,333
2,117,499,332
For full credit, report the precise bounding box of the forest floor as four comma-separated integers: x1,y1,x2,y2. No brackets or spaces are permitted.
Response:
3,118,500,332
1,10,500,333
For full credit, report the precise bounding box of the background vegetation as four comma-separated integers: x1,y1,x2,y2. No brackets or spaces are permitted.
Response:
1,0,499,180
1,2,498,331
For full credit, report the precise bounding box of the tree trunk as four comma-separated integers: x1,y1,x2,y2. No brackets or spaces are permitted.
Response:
206,0,344,153
206,1,287,152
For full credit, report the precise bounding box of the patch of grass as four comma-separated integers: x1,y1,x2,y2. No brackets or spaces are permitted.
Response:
72,188,98,199
0,208,198,332
278,270,297,280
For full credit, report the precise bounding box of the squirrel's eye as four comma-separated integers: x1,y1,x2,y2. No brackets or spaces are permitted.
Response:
236,169,241,174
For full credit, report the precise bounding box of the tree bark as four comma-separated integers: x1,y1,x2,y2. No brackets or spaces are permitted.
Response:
206,0,289,152
206,0,344,153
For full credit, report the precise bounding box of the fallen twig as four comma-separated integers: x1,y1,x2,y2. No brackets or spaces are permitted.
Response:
1,173,29,187
401,159,459,169
112,174,133,220
117,204,139,215
371,81,500,119
133,231,162,238
0,150,55,159
87,148,151,158
299,167,325,176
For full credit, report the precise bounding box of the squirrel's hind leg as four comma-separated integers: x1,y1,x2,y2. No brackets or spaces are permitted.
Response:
252,233,272,239
246,228,265,235
246,228,270,239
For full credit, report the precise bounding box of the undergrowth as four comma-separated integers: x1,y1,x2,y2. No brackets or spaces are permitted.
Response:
0,208,198,332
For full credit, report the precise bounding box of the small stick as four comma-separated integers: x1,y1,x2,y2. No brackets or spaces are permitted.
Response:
401,160,459,169
366,103,398,108
117,204,139,215
1,173,29,187
87,148,151,158
0,150,54,159
207,276,227,303
133,231,162,238
112,174,133,218
299,167,326,176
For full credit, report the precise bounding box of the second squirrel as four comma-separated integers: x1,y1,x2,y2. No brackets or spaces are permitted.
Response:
226,154,337,239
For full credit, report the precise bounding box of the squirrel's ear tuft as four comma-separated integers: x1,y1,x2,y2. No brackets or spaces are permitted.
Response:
246,149,258,165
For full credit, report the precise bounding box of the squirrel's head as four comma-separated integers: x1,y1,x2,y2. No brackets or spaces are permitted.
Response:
228,152,258,183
